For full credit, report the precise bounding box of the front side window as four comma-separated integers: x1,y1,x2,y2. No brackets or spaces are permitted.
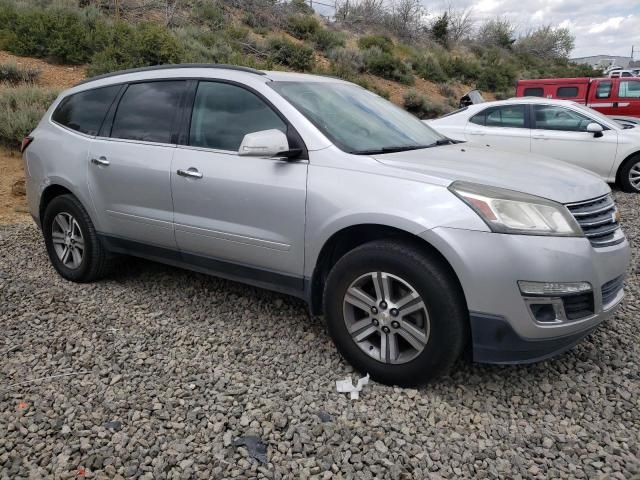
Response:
596,81,611,99
471,105,526,128
533,105,593,132
111,81,185,143
270,81,444,154
189,82,286,151
619,80,640,99
52,85,120,135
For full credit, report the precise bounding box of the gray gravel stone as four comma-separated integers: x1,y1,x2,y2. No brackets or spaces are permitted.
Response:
0,190,639,479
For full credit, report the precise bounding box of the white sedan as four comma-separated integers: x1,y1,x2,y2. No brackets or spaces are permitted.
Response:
428,97,640,192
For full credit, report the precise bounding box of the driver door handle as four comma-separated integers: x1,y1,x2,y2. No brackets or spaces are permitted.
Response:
91,156,110,166
177,168,203,179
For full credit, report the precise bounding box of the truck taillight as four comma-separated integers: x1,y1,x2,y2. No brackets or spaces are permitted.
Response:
20,136,33,153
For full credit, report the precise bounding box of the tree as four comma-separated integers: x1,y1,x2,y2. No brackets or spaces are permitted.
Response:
431,12,449,47
515,26,575,60
447,6,474,44
476,18,515,49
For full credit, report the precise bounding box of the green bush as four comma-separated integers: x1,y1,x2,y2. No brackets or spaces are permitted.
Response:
362,47,413,85
193,0,225,29
285,14,320,40
267,36,315,71
358,34,394,54
1,6,103,64
0,62,40,84
0,87,58,147
403,89,449,119
440,55,480,83
311,28,346,52
87,22,183,77
328,47,364,77
412,55,447,83
438,82,456,99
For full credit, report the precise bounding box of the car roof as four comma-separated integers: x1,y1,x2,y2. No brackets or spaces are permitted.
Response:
470,97,580,108
74,64,348,89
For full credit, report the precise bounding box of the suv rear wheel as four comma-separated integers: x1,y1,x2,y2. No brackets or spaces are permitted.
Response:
323,240,468,386
43,194,111,282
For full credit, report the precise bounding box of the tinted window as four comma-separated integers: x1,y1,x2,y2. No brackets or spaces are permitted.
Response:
469,111,486,125
52,86,120,135
596,81,611,98
474,105,526,128
557,86,578,98
533,105,592,132
523,87,544,97
619,80,640,98
111,81,184,143
190,82,286,151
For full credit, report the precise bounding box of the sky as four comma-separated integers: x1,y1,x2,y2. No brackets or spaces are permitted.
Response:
424,0,640,58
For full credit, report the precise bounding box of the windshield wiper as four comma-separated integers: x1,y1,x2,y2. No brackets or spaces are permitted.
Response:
352,144,437,155
351,139,460,155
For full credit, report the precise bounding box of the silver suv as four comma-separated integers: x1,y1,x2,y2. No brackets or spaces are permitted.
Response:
23,65,630,386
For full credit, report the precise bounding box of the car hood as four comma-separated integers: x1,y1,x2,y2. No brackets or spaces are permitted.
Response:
373,143,610,204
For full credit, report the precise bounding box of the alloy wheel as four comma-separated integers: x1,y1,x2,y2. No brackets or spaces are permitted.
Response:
342,272,430,364
51,212,85,269
629,162,640,191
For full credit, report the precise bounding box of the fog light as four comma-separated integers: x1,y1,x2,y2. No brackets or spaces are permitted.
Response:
518,281,592,296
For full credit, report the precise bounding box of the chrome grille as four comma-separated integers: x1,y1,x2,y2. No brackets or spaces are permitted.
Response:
566,194,623,248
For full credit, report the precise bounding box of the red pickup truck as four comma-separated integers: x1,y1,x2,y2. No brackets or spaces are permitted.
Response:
516,77,640,117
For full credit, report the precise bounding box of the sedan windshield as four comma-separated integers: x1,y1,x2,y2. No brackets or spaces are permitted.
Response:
270,81,446,154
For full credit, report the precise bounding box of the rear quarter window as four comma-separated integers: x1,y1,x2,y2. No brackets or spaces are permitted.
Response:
557,86,579,98
52,85,121,136
523,87,544,97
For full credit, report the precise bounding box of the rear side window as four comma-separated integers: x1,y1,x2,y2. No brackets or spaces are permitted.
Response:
619,80,640,99
52,86,120,136
111,81,185,143
189,81,286,151
595,81,611,98
523,87,544,97
471,105,526,128
557,86,578,98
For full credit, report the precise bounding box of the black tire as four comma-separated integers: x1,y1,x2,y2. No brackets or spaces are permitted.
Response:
42,194,111,282
618,154,640,193
323,240,468,387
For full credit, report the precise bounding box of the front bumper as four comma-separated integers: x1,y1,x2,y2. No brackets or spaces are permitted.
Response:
420,227,630,364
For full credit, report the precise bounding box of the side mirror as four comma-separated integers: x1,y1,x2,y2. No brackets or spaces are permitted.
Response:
238,129,291,158
586,123,604,138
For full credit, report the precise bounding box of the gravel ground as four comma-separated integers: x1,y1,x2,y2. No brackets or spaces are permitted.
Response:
1,191,639,480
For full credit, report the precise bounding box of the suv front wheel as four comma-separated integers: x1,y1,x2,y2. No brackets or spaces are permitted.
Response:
323,240,468,386
43,194,111,282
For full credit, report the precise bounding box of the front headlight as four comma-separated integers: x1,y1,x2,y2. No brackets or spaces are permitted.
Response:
449,181,583,237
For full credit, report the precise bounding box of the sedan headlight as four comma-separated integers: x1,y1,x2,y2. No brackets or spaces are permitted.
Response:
449,181,583,237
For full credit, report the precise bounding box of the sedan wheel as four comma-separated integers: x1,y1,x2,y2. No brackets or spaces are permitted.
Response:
628,163,640,191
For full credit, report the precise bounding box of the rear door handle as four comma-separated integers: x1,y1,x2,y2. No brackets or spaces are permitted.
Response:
177,168,203,179
532,135,549,140
91,156,109,166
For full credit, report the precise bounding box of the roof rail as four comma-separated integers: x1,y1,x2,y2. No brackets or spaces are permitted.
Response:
75,63,267,86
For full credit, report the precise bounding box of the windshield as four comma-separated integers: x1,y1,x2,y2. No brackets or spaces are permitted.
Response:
270,81,445,154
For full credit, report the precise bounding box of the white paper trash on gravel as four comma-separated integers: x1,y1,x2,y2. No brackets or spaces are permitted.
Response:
336,373,370,400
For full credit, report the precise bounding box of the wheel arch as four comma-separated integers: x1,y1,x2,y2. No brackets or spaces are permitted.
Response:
309,223,467,317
